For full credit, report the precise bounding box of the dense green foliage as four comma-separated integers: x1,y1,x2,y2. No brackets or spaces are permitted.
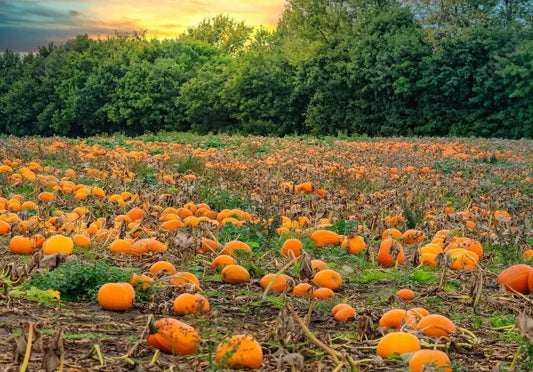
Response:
25,260,131,301
1,1,532,138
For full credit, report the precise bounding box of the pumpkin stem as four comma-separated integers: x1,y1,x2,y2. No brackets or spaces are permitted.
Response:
148,315,158,335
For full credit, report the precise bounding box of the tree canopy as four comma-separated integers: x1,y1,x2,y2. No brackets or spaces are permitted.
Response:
0,1,531,138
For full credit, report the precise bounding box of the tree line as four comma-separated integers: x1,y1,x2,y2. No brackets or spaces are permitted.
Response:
0,0,532,138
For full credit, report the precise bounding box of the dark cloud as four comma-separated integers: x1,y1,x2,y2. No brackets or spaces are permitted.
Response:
0,1,137,50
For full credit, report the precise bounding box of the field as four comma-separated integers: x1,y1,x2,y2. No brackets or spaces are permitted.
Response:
0,133,532,371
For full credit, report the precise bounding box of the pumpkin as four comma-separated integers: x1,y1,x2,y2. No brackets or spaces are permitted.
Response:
381,228,402,241
259,274,292,293
313,287,335,299
379,309,407,332
376,332,420,358
211,255,237,269
149,261,177,275
97,283,135,311
215,334,263,369
409,350,452,372
497,264,532,294
529,269,533,293
131,238,166,255
129,274,154,291
331,304,355,322
396,289,415,302
221,240,252,257
310,230,340,248
170,272,200,287
0,220,11,236
312,269,342,290
221,265,250,284
341,235,366,254
173,293,210,315
377,239,405,267
402,229,425,244
9,235,33,254
109,239,133,254
280,239,303,258
417,314,456,337
292,283,313,297
147,317,200,355
311,259,329,272
199,238,219,254
405,307,430,329
72,234,91,248
42,235,74,255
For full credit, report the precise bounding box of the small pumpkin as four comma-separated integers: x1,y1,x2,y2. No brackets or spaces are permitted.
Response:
376,332,420,358
221,265,250,284
221,240,252,257
97,282,135,312
312,269,342,291
211,255,237,269
170,272,200,287
259,274,292,293
147,317,200,355
149,261,177,275
215,334,263,369
341,235,366,254
379,309,407,332
9,235,33,254
416,314,456,337
409,350,452,372
173,293,210,315
280,239,303,258
310,230,340,248
396,289,415,302
292,283,313,297
313,287,335,299
377,238,405,268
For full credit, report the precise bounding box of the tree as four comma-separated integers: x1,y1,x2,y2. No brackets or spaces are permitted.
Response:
183,15,254,55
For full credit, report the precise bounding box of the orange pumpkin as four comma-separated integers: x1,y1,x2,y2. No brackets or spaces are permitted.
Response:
9,235,33,254
221,240,252,257
173,293,210,315
147,317,200,355
376,332,420,358
417,314,456,337
215,335,263,369
259,274,292,293
149,261,177,275
313,287,335,299
310,230,340,248
292,283,313,297
379,309,407,332
341,235,366,254
97,283,135,311
312,269,342,290
409,350,452,372
497,264,532,294
211,255,237,269
42,235,74,255
170,272,200,287
396,289,415,302
377,239,405,267
221,265,250,284
280,239,303,258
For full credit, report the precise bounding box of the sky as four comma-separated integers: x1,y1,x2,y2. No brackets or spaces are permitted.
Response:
0,0,286,51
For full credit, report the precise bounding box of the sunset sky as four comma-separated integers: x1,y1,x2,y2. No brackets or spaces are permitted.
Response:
0,0,286,51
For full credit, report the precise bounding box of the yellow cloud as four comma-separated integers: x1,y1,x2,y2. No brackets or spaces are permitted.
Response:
90,0,285,38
